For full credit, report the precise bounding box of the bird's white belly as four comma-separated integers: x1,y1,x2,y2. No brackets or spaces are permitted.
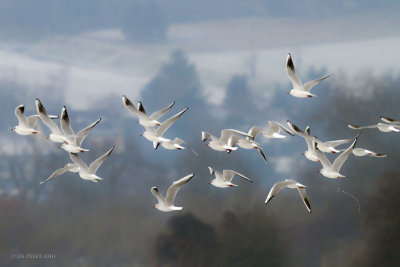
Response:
320,169,343,179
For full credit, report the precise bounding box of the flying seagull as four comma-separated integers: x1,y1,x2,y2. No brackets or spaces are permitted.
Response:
58,105,101,153
40,147,114,183
315,137,357,179
208,167,252,188
141,107,188,149
122,95,174,127
265,179,311,213
348,122,400,133
11,104,57,135
151,173,195,212
286,53,331,98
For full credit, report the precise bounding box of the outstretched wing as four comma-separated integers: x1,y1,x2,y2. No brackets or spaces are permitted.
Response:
223,170,252,183
40,164,76,184
151,187,166,204
269,121,294,136
265,179,296,204
332,138,357,172
220,129,251,143
60,106,75,137
88,146,114,174
297,186,312,213
286,53,302,89
15,105,28,127
303,74,332,92
75,118,101,146
149,101,175,120
347,124,377,130
122,95,146,118
165,173,194,206
69,153,89,172
36,99,63,135
156,108,188,137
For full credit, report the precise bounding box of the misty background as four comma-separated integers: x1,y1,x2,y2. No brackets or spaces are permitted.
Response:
1,0,400,266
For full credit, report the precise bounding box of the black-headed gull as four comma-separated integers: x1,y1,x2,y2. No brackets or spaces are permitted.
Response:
288,120,358,153
202,129,252,153
40,147,114,183
11,104,57,135
348,122,400,133
208,167,252,188
265,179,311,213
151,173,194,212
315,137,357,179
246,121,294,140
286,53,331,98
36,99,69,143
141,107,188,149
160,137,199,157
228,135,267,164
122,95,174,127
59,106,101,153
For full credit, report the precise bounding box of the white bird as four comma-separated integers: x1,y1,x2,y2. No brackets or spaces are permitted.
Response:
287,120,358,154
265,179,311,213
380,116,400,125
315,137,357,179
286,53,331,98
141,107,188,149
160,137,199,157
228,135,267,164
202,129,252,153
40,147,114,183
246,121,294,140
208,167,252,188
58,106,101,153
35,99,69,143
338,148,387,158
122,95,174,127
11,104,57,135
151,173,194,212
348,123,400,133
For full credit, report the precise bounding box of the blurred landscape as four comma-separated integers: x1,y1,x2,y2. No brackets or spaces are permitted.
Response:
1,1,400,266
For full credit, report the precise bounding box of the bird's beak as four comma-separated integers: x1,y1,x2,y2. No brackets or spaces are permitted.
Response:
10,128,13,131
287,92,290,95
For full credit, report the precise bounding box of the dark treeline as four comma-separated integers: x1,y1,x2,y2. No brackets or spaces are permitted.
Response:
0,49,400,266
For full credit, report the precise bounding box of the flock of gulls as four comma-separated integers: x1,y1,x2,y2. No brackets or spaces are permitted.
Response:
11,53,396,213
